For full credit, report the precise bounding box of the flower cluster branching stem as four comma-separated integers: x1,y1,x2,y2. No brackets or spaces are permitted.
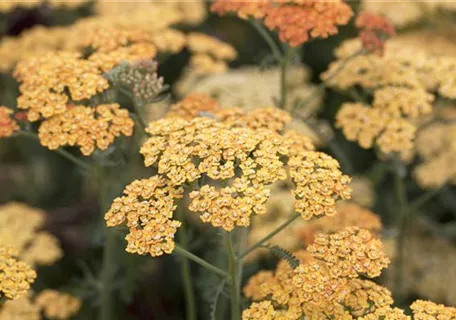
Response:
12,131,92,172
239,213,300,260
174,245,229,279
176,208,197,320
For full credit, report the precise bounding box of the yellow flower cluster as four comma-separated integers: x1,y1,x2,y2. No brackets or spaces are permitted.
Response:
38,104,134,156
411,300,456,320
289,151,351,219
0,203,62,267
336,102,416,157
105,176,184,257
0,295,40,320
0,245,36,300
187,32,238,74
94,1,207,26
324,36,456,156
109,103,350,255
361,0,456,28
242,301,276,320
414,119,456,188
243,226,456,319
0,106,19,138
307,227,390,278
35,290,82,320
0,0,88,13
243,227,390,319
0,1,233,75
14,51,109,121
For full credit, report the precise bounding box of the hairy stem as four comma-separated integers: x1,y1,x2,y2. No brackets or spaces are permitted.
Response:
225,233,240,320
174,245,229,279
176,209,197,320
239,213,300,259
13,131,92,172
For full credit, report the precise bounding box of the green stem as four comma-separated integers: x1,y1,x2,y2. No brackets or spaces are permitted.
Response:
100,230,116,320
176,209,197,320
279,48,296,110
12,131,92,172
239,213,300,259
99,165,117,320
393,161,408,302
250,20,282,62
174,245,228,279
225,233,240,320
409,185,446,212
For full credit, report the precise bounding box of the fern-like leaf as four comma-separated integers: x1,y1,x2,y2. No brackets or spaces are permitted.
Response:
209,280,226,320
261,244,300,269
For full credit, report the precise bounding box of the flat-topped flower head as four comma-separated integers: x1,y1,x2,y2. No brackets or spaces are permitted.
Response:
14,51,109,122
105,176,184,257
289,151,351,219
35,290,82,320
411,300,456,320
307,227,390,278
38,104,134,156
0,203,62,267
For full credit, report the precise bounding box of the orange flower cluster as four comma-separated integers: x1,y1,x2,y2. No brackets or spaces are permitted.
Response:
0,245,36,300
14,51,109,122
35,290,82,320
38,104,134,156
0,106,18,138
243,227,390,319
212,0,353,47
355,11,396,55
